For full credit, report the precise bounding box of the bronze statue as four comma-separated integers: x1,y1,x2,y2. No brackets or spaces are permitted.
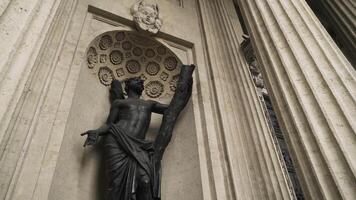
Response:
81,65,195,200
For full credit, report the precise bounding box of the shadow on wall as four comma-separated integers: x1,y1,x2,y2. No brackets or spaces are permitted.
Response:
79,143,107,200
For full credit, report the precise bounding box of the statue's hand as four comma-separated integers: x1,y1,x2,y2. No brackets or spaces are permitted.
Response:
81,130,99,147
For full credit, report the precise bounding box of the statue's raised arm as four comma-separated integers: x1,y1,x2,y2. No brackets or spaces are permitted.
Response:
153,64,195,161
151,64,195,197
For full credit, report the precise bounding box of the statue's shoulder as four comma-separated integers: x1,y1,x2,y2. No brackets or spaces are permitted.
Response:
111,99,125,107
145,99,158,105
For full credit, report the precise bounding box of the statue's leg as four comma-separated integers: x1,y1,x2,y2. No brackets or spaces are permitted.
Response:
136,167,153,200
103,134,137,200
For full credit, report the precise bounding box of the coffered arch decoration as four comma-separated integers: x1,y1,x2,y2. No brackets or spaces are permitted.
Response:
86,31,182,100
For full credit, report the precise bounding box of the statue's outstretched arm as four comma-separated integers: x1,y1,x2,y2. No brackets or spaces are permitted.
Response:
81,79,124,147
81,106,119,147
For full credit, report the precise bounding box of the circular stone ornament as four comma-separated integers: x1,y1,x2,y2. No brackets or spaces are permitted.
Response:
146,62,160,76
164,56,178,71
145,49,155,58
98,66,114,86
157,45,166,55
87,47,98,69
110,50,124,65
126,60,141,74
99,35,113,50
115,32,125,41
145,81,164,98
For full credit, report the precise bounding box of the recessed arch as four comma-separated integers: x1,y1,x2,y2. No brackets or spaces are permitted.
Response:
86,31,183,101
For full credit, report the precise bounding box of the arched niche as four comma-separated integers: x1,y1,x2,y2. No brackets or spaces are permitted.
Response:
49,31,203,200
86,31,182,102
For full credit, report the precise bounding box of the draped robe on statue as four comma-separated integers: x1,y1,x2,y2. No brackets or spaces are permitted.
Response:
103,124,160,200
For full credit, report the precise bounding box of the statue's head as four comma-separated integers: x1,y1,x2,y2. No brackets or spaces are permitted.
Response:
124,77,144,96
139,4,157,25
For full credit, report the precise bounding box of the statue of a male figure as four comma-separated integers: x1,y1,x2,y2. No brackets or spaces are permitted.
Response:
81,65,195,200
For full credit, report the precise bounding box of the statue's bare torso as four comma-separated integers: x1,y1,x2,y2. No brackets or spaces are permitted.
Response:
112,98,154,140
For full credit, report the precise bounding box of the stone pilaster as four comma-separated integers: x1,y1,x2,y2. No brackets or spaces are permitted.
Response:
196,0,293,199
0,0,60,143
237,0,356,199
0,0,77,199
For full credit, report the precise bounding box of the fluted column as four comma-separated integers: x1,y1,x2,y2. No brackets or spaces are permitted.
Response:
307,0,356,66
197,0,293,199
237,0,356,199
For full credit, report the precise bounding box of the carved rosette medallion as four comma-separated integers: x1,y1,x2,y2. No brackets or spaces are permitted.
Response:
99,35,113,50
87,47,98,69
98,66,114,86
86,31,183,99
130,0,163,34
145,81,164,98
157,45,166,55
145,49,156,58
164,56,178,71
146,62,160,76
126,60,141,74
110,50,124,65
115,32,125,41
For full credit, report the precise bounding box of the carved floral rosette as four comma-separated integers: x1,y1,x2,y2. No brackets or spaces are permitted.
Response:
86,31,182,100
